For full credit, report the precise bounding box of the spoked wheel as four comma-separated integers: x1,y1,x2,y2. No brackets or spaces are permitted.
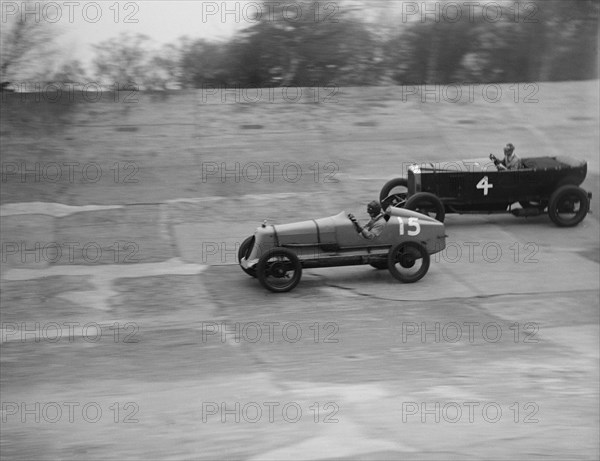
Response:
380,178,408,210
238,236,257,277
405,192,445,222
548,185,589,227
257,248,302,292
387,242,430,283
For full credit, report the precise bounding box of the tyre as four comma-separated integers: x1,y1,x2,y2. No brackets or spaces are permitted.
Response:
548,185,589,227
238,236,257,277
369,260,388,270
387,242,430,283
257,248,302,293
405,192,445,222
379,178,408,209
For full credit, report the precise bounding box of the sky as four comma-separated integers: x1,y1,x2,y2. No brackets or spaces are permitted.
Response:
58,1,253,43
1,0,256,69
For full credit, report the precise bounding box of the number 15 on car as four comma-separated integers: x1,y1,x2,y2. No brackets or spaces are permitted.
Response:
397,217,421,236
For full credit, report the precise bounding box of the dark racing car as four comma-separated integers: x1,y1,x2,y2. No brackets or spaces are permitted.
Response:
238,207,446,292
379,156,592,227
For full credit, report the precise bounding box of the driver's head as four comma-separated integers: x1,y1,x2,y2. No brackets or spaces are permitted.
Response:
367,200,381,217
504,143,515,156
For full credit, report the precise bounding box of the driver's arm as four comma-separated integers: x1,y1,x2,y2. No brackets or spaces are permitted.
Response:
490,153,506,171
360,219,385,240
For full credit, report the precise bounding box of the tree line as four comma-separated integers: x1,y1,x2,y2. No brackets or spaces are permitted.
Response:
1,0,597,89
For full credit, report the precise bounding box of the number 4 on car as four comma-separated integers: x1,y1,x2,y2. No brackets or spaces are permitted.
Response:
476,176,493,196
380,155,592,227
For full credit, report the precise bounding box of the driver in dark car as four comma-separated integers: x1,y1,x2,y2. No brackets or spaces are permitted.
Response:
348,201,386,239
490,143,522,170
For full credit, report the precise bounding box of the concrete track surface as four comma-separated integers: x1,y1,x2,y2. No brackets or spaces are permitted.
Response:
1,82,599,460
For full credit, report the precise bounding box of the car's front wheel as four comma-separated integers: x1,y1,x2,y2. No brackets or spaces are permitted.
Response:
405,192,445,222
379,178,408,209
548,185,589,227
257,248,302,292
387,242,430,283
238,236,257,277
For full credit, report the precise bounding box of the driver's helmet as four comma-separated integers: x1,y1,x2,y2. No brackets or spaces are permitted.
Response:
504,143,515,155
367,201,381,215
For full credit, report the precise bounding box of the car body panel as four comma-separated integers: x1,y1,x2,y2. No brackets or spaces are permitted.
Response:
241,209,446,271
405,156,588,212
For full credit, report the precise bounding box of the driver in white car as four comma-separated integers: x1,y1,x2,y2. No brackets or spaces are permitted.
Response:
348,201,386,239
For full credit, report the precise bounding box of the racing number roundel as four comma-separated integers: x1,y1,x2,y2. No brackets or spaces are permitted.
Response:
476,176,493,196
397,217,420,236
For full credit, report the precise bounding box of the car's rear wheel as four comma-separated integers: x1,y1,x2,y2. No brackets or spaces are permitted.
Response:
548,185,589,227
257,248,302,292
380,178,408,209
387,242,430,283
405,192,445,222
238,236,256,277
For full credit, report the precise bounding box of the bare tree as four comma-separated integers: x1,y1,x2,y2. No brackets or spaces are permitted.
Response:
145,43,183,90
0,0,58,83
50,60,88,83
92,32,185,90
92,32,151,88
